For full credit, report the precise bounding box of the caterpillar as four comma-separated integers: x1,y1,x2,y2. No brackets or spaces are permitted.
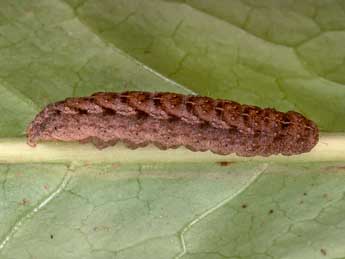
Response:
26,91,319,156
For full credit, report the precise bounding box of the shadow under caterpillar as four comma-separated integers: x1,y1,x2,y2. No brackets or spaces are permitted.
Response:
27,91,319,156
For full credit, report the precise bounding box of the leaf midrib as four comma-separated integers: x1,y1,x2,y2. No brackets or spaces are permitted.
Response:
0,133,344,164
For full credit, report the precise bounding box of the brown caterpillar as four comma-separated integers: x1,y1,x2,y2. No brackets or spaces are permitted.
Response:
26,91,319,156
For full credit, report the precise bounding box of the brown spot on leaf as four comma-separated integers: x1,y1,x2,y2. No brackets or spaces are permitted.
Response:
111,163,120,169
269,209,274,214
241,204,247,209
19,198,30,206
93,225,111,232
323,193,331,201
84,161,92,167
320,248,327,256
217,161,233,166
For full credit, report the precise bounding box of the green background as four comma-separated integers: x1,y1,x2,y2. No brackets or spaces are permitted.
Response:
0,1,345,258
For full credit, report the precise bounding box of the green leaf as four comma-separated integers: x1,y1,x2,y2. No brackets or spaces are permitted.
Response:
0,1,345,259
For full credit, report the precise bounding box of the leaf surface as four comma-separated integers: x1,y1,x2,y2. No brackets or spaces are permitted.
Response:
0,1,345,258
